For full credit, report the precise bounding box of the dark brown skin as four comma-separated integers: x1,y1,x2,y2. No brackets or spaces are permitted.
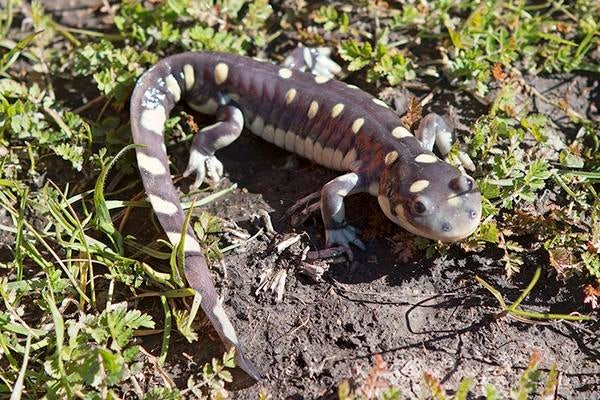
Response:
130,51,482,382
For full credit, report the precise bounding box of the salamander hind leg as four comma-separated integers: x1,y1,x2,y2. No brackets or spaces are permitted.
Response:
320,172,367,250
183,104,244,190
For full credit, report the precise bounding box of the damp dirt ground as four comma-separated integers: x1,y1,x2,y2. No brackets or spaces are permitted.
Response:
139,69,599,398
151,128,599,399
139,66,598,397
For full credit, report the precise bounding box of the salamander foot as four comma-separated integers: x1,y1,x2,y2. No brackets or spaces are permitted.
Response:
326,225,365,251
183,151,224,191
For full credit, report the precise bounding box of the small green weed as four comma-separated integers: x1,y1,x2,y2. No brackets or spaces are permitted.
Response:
476,266,593,321
314,5,351,34
340,37,416,85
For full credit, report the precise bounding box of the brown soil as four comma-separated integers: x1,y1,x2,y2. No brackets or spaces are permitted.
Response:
158,127,599,399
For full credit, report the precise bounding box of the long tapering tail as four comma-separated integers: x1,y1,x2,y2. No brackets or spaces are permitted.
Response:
130,53,260,381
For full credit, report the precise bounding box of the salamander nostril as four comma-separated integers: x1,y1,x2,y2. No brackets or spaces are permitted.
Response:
442,222,452,232
450,176,473,192
469,209,478,219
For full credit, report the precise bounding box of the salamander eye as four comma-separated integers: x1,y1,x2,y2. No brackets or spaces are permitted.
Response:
410,196,431,216
413,199,427,215
465,177,474,191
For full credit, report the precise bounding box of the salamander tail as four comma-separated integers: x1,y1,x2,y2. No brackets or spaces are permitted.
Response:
130,53,260,382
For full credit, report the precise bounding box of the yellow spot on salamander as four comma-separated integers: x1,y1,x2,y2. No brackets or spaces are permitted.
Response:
212,301,240,345
332,149,344,170
384,151,398,166
313,142,324,165
392,126,411,138
284,131,296,152
140,106,166,135
409,180,430,193
183,64,195,90
165,75,180,101
415,154,437,163
285,88,297,105
331,103,345,118
263,125,275,143
166,232,202,253
148,195,178,215
250,116,264,135
304,137,315,160
274,128,286,148
279,68,292,79
294,135,306,157
315,75,330,84
342,148,357,169
321,146,334,168
214,62,229,85
307,101,319,119
137,153,167,175
352,118,364,134
372,98,388,107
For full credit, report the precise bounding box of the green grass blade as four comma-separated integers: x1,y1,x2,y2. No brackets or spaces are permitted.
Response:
159,295,172,366
454,377,473,400
507,267,541,312
475,275,508,310
14,188,27,281
135,288,196,299
0,31,41,75
187,292,202,334
42,289,71,398
94,144,139,255
9,333,30,400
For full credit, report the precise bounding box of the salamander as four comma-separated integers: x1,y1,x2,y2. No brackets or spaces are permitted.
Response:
130,50,482,381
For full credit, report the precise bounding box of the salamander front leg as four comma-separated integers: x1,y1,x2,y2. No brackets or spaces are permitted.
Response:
284,46,342,78
415,113,475,171
415,113,452,154
183,104,244,190
320,172,366,250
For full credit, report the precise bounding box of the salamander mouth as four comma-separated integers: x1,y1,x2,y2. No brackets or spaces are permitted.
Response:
404,218,480,242
428,224,479,242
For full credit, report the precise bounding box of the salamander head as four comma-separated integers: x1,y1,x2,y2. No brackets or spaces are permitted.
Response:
377,151,482,242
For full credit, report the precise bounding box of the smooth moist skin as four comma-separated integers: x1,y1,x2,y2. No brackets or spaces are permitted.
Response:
130,51,482,381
